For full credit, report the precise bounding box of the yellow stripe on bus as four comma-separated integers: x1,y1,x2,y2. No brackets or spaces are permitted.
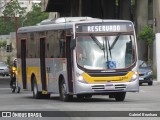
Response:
27,67,41,84
82,71,133,84
17,67,43,85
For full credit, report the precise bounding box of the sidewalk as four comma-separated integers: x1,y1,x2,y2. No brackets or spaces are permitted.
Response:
153,79,160,85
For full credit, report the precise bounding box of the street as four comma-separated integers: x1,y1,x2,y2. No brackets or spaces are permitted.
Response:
0,77,160,120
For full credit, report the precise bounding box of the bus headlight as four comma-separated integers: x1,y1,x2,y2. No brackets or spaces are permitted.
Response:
76,73,87,83
130,71,138,82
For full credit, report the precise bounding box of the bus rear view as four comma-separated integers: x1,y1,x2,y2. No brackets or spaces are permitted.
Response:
72,20,139,101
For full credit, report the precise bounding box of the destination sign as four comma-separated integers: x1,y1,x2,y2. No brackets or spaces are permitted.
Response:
76,22,133,33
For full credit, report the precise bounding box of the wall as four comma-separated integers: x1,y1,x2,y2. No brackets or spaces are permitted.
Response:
155,33,160,82
153,0,160,78
0,32,16,62
153,0,160,33
41,0,49,12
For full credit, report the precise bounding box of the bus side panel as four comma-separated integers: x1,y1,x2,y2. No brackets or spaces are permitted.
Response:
17,58,42,91
46,58,67,93
21,40,27,89
17,58,23,89
26,58,41,91
66,36,73,93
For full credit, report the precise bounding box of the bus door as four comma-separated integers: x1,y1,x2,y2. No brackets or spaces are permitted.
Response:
21,40,27,89
40,38,47,91
66,36,73,93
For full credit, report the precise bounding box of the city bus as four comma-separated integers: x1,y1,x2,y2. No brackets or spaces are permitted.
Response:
17,17,139,101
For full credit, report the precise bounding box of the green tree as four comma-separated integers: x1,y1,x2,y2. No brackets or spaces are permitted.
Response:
2,0,26,17
7,55,12,66
0,41,2,48
0,0,26,34
23,3,49,26
0,1,49,35
2,41,7,47
0,41,6,48
138,25,155,63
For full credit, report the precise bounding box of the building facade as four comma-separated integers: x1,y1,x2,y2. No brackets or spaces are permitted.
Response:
0,32,16,62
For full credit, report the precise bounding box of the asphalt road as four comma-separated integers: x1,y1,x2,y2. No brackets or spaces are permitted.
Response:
0,77,160,120
0,76,10,88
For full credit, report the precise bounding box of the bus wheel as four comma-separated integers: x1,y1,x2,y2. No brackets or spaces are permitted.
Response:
60,80,72,102
114,92,126,101
42,93,50,99
33,80,42,99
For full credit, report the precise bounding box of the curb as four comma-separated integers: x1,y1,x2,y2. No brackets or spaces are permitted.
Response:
153,80,160,85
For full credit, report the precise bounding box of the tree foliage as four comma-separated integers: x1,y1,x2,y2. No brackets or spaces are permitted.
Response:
2,0,26,17
138,25,155,46
0,0,26,35
0,1,49,35
138,25,155,63
23,3,49,26
0,41,7,48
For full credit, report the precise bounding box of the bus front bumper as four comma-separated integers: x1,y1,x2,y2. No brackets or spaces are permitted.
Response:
74,79,139,94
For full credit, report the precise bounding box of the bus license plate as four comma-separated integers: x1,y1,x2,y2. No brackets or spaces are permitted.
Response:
105,84,115,90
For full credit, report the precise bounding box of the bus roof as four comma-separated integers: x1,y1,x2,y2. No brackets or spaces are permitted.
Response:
18,17,133,33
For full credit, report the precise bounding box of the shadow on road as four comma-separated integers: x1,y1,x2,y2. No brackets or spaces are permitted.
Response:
22,94,132,103
0,76,10,88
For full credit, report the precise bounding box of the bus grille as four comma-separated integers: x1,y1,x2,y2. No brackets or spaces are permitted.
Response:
91,84,126,91
115,84,126,90
91,85,105,90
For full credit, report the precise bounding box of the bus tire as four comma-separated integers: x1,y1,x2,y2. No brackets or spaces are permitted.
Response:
33,79,42,99
59,80,72,102
115,92,126,101
42,93,50,99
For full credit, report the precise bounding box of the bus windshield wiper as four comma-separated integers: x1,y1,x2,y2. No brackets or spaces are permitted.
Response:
110,33,121,50
90,34,104,50
105,37,112,69
107,37,112,59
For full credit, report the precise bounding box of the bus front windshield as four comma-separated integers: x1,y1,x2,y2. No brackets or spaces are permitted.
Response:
76,34,135,70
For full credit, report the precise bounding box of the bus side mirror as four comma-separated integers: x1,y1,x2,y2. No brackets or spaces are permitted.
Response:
70,39,76,49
